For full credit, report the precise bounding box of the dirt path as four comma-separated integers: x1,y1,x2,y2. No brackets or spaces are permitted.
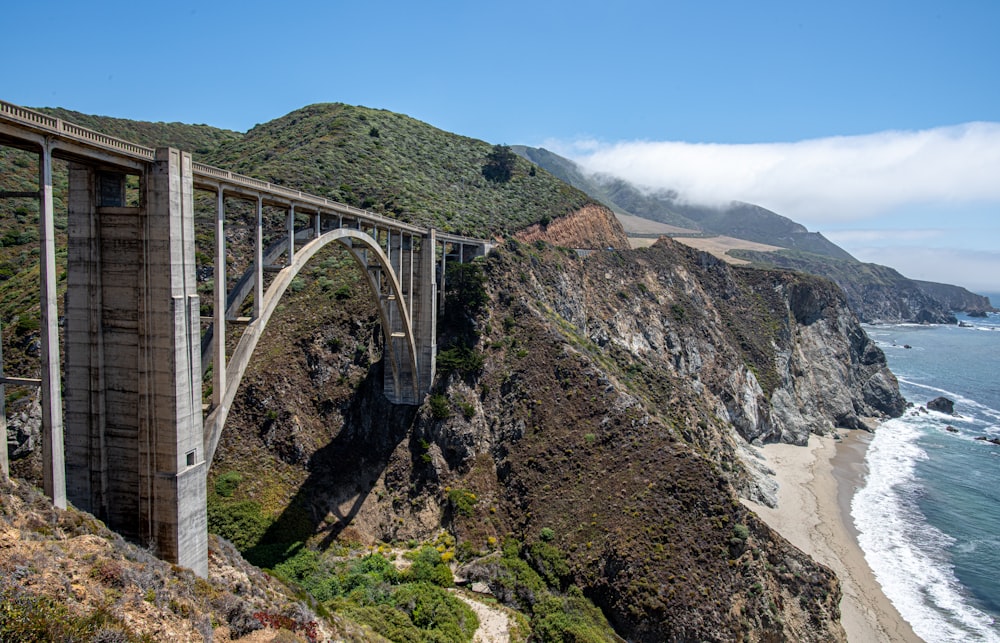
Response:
451,590,511,643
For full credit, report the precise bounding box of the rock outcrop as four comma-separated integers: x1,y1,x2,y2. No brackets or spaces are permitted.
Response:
513,203,630,250
927,396,955,414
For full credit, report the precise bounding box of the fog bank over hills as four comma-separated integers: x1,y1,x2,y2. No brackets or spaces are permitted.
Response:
541,125,1000,294
513,145,994,322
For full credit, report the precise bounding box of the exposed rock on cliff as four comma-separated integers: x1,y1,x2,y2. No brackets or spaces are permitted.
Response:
416,238,861,641
513,203,630,250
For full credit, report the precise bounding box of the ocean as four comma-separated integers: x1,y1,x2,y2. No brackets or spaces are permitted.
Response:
856,307,1000,642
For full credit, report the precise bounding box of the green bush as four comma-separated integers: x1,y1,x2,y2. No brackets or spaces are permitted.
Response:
392,583,478,641
482,144,517,183
436,346,484,375
429,394,451,420
527,541,570,590
206,500,270,551
213,471,242,498
447,488,478,517
404,546,454,587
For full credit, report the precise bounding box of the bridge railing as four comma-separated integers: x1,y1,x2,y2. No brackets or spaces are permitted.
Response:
2,99,491,248
1,100,157,160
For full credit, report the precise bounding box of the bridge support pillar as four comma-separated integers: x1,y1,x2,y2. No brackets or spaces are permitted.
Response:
65,148,207,576
413,230,438,395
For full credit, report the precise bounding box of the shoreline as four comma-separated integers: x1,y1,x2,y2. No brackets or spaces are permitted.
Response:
742,431,923,642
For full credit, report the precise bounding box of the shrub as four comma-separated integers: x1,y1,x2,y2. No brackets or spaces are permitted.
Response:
437,346,484,375
404,546,454,587
527,541,570,589
206,500,270,551
214,471,242,498
447,488,478,516
392,583,477,641
429,394,451,420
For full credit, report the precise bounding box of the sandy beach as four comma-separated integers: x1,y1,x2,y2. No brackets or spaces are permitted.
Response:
742,431,923,642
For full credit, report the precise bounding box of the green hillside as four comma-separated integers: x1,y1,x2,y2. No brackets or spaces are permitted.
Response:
0,105,595,377
203,104,592,238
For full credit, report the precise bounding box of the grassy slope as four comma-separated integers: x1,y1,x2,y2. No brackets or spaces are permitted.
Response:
204,103,592,238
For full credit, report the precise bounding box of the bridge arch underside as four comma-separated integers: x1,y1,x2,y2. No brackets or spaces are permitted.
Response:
203,226,430,466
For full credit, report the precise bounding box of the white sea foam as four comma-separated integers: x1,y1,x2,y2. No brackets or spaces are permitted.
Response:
898,377,1000,429
854,414,1000,642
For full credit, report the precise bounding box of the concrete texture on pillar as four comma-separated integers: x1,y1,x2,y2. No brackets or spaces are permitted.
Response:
64,150,207,576
39,140,66,508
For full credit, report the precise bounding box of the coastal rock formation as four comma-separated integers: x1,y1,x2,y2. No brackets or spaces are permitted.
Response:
928,396,956,414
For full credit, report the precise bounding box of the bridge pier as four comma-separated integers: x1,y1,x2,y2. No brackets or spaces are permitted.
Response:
64,148,207,576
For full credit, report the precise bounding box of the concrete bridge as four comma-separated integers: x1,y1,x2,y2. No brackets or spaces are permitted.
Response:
0,100,492,575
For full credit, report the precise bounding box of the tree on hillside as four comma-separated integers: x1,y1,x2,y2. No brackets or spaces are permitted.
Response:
482,144,517,183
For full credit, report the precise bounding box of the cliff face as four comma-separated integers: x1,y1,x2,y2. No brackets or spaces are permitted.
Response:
513,203,630,249
197,225,899,640
423,238,876,640
914,279,995,314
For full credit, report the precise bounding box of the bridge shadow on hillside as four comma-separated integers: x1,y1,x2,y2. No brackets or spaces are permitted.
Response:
244,361,420,569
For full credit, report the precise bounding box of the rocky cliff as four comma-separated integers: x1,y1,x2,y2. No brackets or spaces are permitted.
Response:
914,279,995,315
198,202,909,639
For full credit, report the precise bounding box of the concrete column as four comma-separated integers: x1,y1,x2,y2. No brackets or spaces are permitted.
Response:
65,162,110,521
255,196,263,319
213,190,226,408
286,203,295,267
39,140,66,509
139,148,206,575
413,230,437,395
64,151,206,575
439,241,447,315
408,234,415,321
313,212,321,238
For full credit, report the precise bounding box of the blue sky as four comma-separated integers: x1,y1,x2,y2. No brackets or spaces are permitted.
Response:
4,0,999,294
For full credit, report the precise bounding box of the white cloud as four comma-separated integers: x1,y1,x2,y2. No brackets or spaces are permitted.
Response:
554,123,1000,227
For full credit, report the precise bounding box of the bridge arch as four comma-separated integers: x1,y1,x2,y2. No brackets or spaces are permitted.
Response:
203,227,422,466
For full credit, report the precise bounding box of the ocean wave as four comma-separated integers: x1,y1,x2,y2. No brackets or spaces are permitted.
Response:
897,378,1000,429
854,416,1000,641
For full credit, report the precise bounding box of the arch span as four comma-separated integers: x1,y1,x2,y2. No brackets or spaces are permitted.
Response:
203,227,423,466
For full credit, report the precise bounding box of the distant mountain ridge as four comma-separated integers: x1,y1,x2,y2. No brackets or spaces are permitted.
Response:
512,145,853,260
513,145,994,322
